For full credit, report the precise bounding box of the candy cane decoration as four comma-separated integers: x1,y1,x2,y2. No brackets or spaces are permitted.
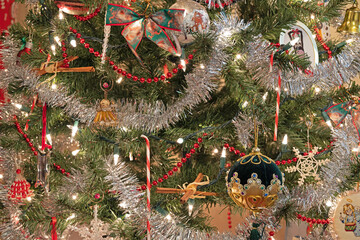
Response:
274,71,281,141
141,135,151,240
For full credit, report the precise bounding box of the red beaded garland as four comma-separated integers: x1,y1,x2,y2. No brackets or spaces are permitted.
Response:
14,116,38,156
297,213,329,225
74,7,101,21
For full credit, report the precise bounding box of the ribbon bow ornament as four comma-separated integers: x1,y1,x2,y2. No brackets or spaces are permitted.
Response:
106,4,184,64
291,29,301,37
322,97,360,140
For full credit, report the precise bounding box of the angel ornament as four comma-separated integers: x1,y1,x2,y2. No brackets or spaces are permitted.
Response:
93,79,118,127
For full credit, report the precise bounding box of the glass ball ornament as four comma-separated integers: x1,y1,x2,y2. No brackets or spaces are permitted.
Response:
170,0,210,44
226,148,285,213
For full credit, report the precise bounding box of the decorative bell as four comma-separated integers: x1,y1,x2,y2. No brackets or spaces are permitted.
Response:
337,2,360,34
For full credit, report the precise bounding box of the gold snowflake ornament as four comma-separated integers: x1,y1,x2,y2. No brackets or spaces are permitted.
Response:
285,147,330,185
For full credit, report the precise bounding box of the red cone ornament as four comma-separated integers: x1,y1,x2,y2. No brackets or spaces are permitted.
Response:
7,169,34,201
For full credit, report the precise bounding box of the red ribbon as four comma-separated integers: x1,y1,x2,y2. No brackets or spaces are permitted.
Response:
51,217,57,240
291,29,300,37
41,103,52,151
24,95,38,131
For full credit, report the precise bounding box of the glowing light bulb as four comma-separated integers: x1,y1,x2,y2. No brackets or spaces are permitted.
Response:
51,44,56,55
282,134,288,145
326,200,333,207
26,197,32,202
72,149,80,156
326,120,332,128
59,10,64,20
70,39,76,47
188,203,194,215
310,14,315,20
114,153,119,165
72,194,77,200
0,174,3,179
13,103,22,109
54,36,61,46
46,134,52,145
66,213,76,221
120,201,127,208
352,147,359,152
242,101,248,108
180,59,186,71
346,39,354,44
262,92,268,102
221,147,226,158
235,54,241,60
165,214,172,221
51,83,57,90
116,77,123,84
213,148,219,154
200,64,205,69
315,87,320,93
177,138,184,144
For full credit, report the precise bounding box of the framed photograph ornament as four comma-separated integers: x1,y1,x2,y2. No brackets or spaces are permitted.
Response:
279,21,319,68
329,190,360,239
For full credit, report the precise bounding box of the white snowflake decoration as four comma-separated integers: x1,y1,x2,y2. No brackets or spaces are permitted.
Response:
285,147,330,185
66,205,120,240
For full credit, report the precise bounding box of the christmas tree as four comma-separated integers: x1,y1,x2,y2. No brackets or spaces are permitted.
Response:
1,0,360,239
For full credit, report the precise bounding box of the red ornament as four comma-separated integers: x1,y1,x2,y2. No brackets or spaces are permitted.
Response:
269,231,275,236
141,185,146,190
8,168,34,202
94,193,101,199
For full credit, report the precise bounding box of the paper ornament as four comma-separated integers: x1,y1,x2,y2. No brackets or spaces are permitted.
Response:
329,190,360,239
279,21,319,68
170,0,210,44
285,147,329,185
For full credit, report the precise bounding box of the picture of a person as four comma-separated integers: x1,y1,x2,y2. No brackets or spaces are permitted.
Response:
340,203,357,232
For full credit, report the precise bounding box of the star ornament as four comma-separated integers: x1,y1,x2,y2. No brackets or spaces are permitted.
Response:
285,147,329,185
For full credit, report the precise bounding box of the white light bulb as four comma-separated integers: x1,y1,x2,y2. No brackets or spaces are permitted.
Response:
51,83,57,90
221,147,226,158
26,197,32,202
46,134,52,145
284,88,288,92
72,149,80,156
54,36,61,46
290,37,300,46
66,213,76,221
200,64,205,69
235,54,241,60
59,10,64,20
70,39,76,47
262,92,268,102
213,148,219,154
165,214,172,221
346,39,354,44
326,120,332,128
116,77,123,84
310,14,315,20
72,194,77,200
180,59,186,71
13,103,22,109
51,44,56,55
352,147,359,152
282,134,288,145
188,204,194,215
129,152,133,161
120,201,127,208
125,214,131,218
315,87,320,93
177,138,184,144
0,174,3,179
114,153,119,165
242,101,248,108
71,125,78,138
326,200,333,207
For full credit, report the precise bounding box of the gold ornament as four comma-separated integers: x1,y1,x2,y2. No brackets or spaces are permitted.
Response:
93,79,118,127
170,0,210,44
337,2,360,34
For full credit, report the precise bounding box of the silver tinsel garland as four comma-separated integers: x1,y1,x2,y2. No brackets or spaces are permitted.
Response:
0,13,249,131
245,37,360,96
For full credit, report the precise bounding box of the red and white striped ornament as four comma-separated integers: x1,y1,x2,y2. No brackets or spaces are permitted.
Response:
141,135,151,240
7,169,34,201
